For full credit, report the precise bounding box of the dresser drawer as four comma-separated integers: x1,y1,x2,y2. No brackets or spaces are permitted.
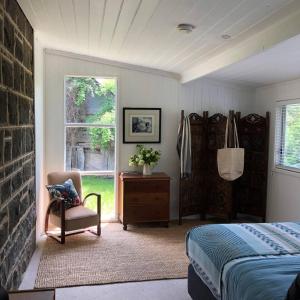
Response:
124,201,169,222
125,193,168,206
124,180,169,193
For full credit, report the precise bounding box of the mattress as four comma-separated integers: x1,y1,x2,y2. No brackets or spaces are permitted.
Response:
186,222,300,300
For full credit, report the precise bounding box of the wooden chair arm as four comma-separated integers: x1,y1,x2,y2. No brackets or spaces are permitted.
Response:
45,197,65,215
83,193,101,220
44,197,66,234
83,193,101,203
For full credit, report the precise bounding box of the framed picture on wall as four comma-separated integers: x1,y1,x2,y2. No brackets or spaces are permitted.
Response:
123,108,161,143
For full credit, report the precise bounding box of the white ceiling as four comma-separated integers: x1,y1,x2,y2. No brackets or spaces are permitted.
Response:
207,33,300,88
18,0,295,79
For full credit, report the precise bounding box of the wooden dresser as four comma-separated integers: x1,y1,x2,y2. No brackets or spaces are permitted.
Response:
118,172,170,230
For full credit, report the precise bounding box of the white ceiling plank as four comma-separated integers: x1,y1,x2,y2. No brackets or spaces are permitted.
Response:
17,0,299,83
171,0,293,72
39,0,67,38
145,0,219,66
118,0,161,59
125,0,196,64
88,0,106,55
73,0,90,51
157,0,243,69
181,1,300,83
109,0,142,56
57,0,77,44
99,0,124,57
208,34,300,87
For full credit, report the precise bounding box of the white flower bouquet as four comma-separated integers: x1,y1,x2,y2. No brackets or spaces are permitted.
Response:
129,145,161,175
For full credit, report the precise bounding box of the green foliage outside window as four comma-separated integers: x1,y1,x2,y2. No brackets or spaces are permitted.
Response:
66,77,116,152
284,104,300,167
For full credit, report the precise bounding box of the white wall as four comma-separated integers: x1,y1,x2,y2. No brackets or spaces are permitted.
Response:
44,50,181,221
255,78,300,222
181,77,254,115
40,50,254,233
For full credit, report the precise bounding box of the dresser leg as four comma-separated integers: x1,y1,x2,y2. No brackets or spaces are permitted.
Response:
123,224,127,231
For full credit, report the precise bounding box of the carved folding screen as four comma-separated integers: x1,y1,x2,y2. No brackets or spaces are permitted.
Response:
179,112,207,224
234,113,270,220
205,113,233,220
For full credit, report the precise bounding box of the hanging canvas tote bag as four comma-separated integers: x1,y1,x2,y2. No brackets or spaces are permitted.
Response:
217,118,244,181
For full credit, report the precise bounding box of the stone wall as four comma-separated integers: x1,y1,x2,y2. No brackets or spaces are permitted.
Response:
0,0,35,290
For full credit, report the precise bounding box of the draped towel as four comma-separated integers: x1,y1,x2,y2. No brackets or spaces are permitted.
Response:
177,116,192,178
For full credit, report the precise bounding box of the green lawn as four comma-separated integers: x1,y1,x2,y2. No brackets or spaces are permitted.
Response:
81,176,114,217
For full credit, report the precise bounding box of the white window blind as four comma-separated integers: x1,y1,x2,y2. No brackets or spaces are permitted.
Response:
275,100,300,172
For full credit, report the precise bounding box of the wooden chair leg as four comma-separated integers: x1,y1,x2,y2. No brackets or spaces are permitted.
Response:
60,228,65,244
60,200,66,244
97,194,101,236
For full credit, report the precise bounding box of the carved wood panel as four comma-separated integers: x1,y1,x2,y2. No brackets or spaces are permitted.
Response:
234,113,270,220
179,112,207,221
206,113,233,219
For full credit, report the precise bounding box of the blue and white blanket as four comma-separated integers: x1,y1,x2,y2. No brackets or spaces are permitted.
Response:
186,222,300,299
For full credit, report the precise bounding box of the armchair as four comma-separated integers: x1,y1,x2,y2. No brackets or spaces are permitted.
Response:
45,171,101,244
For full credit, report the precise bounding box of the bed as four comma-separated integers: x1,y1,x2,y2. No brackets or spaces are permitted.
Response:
186,222,300,300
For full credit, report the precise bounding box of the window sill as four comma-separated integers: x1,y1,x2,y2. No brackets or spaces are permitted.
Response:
272,167,300,179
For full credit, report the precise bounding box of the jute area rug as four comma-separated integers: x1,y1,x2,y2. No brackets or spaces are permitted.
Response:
35,221,203,289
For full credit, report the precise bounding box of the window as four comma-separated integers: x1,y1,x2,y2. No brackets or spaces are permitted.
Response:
275,100,300,172
64,76,117,219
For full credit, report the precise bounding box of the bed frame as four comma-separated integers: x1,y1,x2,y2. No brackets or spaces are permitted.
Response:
188,264,217,300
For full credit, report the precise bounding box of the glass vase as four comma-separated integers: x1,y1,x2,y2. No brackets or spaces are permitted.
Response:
143,164,152,176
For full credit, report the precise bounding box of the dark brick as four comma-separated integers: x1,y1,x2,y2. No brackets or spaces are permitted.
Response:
0,89,7,125
0,130,3,167
23,40,32,71
24,72,33,98
22,160,31,182
25,128,33,153
16,8,26,36
18,97,29,125
0,208,8,249
25,20,33,46
4,137,11,163
12,129,22,159
4,16,14,54
1,178,11,203
4,163,14,176
14,35,23,62
2,56,13,88
12,170,22,191
8,194,21,233
20,194,29,216
28,180,35,205
0,16,3,44
8,92,18,125
5,0,18,22
13,61,24,93
29,103,34,124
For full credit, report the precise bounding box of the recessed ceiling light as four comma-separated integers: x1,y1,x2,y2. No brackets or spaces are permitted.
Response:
222,34,231,40
177,23,195,33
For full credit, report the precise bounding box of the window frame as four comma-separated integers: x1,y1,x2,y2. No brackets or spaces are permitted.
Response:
275,98,300,174
63,75,118,176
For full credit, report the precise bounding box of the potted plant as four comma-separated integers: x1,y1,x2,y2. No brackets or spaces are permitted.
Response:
129,145,161,175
